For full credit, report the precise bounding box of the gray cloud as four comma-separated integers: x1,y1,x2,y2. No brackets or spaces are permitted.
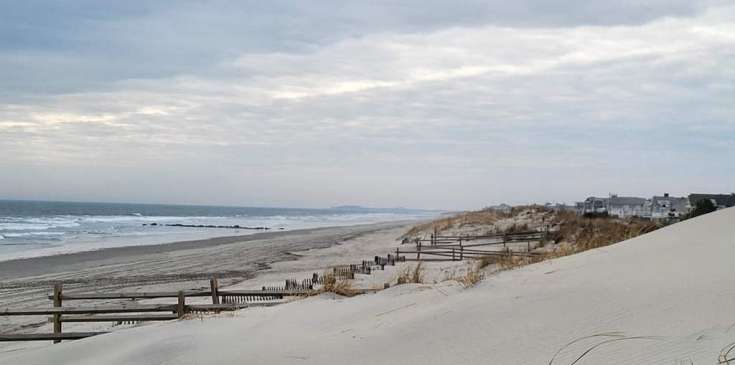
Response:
0,0,728,97
0,2,733,209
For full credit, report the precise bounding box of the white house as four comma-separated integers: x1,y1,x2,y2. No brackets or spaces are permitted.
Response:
578,197,608,215
578,194,649,218
650,193,690,219
607,195,648,218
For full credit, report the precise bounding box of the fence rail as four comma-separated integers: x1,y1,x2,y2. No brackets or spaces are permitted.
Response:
398,231,547,262
409,231,546,245
0,261,389,344
0,332,108,342
0,233,542,344
0,278,317,343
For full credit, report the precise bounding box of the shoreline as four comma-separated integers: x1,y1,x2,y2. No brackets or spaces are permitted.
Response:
0,220,417,281
0,219,421,345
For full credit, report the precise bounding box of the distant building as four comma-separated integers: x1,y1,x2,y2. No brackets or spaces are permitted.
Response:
576,192,730,219
650,193,690,219
577,194,650,218
578,197,609,216
544,202,575,212
688,193,735,210
607,195,648,218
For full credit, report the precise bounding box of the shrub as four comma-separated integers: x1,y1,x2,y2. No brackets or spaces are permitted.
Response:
689,199,717,218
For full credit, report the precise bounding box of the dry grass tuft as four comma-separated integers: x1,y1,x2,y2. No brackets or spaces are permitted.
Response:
496,254,545,271
320,273,359,297
456,264,485,287
181,312,206,321
396,262,425,285
502,222,531,234
477,255,497,269
477,251,553,272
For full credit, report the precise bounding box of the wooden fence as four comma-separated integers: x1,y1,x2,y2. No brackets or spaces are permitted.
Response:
0,260,392,344
397,231,546,262
0,278,313,343
0,234,534,344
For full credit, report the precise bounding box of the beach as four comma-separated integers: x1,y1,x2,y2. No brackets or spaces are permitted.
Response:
0,220,419,349
2,207,734,364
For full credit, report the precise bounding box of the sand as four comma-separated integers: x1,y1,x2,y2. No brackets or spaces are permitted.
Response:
4,208,735,364
0,220,418,351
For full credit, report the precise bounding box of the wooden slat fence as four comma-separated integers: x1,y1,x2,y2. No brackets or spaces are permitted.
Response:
0,259,389,344
3,233,512,345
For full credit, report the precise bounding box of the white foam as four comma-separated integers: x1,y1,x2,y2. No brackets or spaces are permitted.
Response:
2,231,65,238
0,212,434,262
0,216,81,231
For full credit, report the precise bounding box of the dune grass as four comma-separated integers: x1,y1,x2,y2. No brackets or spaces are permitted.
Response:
549,211,660,250
456,264,485,287
401,209,505,238
396,262,425,285
320,273,358,297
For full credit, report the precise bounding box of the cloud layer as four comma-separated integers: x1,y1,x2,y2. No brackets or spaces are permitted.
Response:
1,2,733,209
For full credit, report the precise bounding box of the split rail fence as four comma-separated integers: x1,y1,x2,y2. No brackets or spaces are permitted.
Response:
397,231,547,262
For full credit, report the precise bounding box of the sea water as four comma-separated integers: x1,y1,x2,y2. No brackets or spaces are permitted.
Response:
0,200,436,261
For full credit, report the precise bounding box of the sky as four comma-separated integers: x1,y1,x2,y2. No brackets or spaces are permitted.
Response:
0,1,733,210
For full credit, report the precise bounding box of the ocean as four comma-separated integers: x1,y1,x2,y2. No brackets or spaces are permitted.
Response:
0,200,435,262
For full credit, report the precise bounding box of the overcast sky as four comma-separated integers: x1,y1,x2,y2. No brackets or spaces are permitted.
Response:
0,1,733,210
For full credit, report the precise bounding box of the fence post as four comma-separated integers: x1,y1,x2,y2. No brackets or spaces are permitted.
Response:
210,277,220,305
417,240,422,261
53,283,62,344
452,248,456,261
460,244,464,260
177,291,186,318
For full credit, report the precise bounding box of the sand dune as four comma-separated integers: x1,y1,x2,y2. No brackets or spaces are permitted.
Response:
2,208,734,364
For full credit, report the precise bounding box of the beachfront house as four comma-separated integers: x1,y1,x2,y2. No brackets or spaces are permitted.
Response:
650,193,691,219
688,193,735,210
607,195,648,218
575,193,717,219
577,194,649,218
578,197,609,216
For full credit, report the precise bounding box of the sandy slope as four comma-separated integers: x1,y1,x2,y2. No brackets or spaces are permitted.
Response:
3,208,734,364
